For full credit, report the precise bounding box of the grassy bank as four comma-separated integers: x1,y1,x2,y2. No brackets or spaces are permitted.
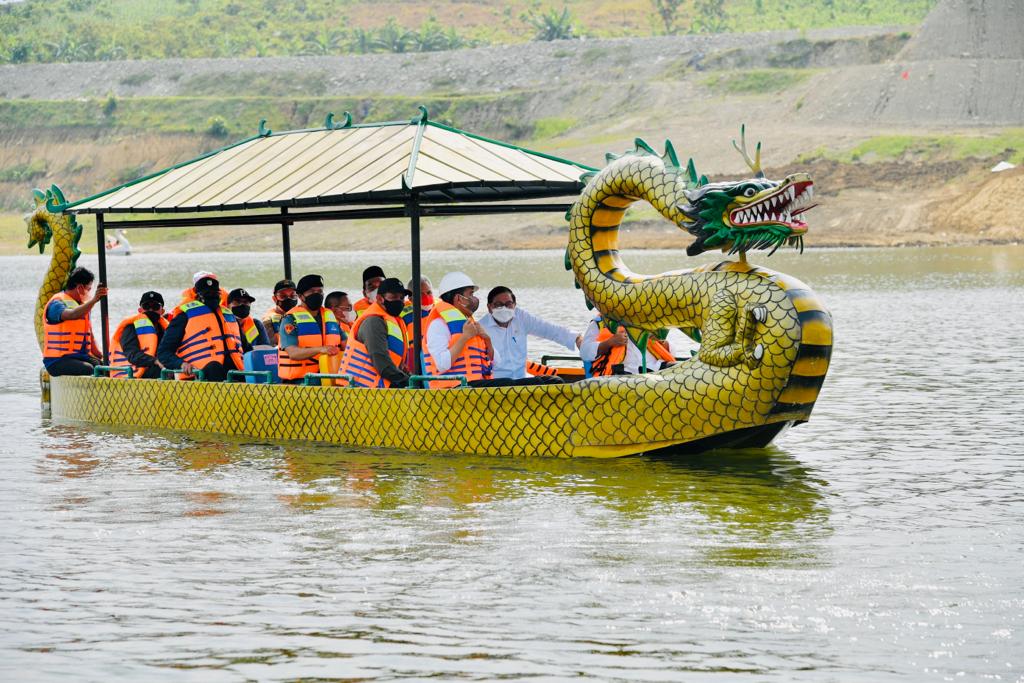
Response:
800,130,1024,164
0,0,936,64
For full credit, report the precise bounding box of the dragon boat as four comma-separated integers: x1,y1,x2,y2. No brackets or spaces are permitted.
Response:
30,111,831,458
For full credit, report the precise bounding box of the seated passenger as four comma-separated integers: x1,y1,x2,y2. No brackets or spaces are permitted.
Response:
42,266,106,377
261,278,297,347
353,265,386,317
479,286,579,385
325,290,355,340
168,271,228,319
110,291,167,379
339,278,411,388
424,271,508,388
157,274,243,382
580,315,674,376
277,274,342,384
227,288,270,353
401,275,433,335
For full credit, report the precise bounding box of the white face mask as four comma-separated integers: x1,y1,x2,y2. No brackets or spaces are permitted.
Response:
343,310,356,323
491,307,515,324
365,289,378,302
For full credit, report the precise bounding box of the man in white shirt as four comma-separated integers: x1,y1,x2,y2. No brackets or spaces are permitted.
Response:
479,286,580,384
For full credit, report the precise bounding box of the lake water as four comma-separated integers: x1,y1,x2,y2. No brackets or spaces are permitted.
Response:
1,246,1022,681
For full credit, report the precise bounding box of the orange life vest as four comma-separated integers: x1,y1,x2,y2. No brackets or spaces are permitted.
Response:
42,292,96,362
277,305,343,381
423,301,492,388
239,316,261,347
338,302,408,388
590,325,627,377
262,305,285,335
109,312,167,378
354,297,371,317
170,300,243,371
591,319,673,376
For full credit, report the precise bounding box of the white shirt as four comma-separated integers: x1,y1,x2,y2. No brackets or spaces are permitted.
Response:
479,308,579,379
426,315,501,374
580,318,666,374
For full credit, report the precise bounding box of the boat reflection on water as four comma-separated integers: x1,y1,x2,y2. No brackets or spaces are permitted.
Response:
37,421,831,569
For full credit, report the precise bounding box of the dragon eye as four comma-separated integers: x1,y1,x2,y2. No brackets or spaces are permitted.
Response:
742,187,757,198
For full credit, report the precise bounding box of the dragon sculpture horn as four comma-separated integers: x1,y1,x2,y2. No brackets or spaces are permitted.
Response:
732,124,764,179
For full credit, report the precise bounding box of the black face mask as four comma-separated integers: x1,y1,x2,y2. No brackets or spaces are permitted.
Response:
382,299,405,317
303,293,324,311
280,297,298,312
144,310,163,325
200,292,221,310
231,304,250,319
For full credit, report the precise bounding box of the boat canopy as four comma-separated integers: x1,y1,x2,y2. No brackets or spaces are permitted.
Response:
64,110,595,214
61,107,597,374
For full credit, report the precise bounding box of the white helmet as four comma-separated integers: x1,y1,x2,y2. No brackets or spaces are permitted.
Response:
438,271,477,297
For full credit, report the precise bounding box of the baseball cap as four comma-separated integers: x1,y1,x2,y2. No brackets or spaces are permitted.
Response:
139,291,164,307
378,277,412,298
227,288,255,303
273,279,296,294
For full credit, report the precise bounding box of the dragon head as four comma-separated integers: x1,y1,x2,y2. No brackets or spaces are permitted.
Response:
678,126,816,256
26,185,75,254
680,173,814,256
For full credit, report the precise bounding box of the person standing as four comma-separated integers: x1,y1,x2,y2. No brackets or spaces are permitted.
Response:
227,288,270,353
157,273,243,382
261,278,298,347
41,266,106,376
277,274,342,384
109,291,167,379
478,286,579,385
339,278,411,388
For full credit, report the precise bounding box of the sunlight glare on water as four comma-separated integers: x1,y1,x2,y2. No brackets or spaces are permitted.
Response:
1,246,1022,681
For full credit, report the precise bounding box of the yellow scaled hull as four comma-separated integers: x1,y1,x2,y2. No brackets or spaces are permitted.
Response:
47,264,831,458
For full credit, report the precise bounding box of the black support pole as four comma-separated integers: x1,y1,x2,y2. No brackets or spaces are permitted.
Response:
408,195,423,376
281,207,292,280
95,213,110,364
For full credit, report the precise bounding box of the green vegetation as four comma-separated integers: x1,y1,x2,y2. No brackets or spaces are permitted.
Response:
702,69,809,94
0,160,48,182
0,0,937,64
532,117,577,139
800,131,1024,164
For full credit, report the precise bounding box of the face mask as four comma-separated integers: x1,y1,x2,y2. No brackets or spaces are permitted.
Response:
365,288,378,302
144,310,163,325
200,292,221,309
491,307,515,324
280,297,298,312
421,294,434,307
231,304,250,319
343,310,357,323
382,299,405,317
303,293,324,310
460,293,480,314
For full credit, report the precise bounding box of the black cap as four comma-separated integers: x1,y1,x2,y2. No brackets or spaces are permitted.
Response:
273,279,296,294
378,277,411,298
194,277,219,293
296,273,324,294
139,291,163,307
227,288,255,303
362,265,385,284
